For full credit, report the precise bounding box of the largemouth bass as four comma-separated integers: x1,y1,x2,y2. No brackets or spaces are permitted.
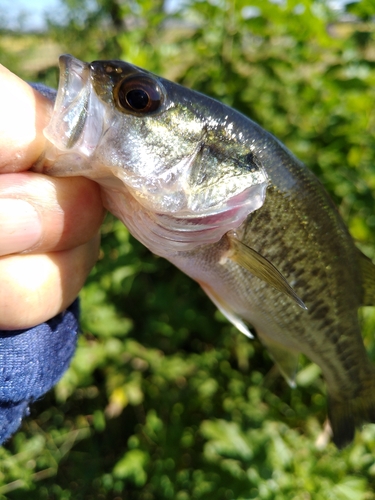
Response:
34,54,375,448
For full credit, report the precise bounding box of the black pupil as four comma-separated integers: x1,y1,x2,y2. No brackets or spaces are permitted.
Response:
116,76,162,114
126,89,149,110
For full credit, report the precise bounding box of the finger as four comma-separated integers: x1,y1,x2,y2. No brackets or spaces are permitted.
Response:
0,172,104,257
0,65,52,172
0,233,100,330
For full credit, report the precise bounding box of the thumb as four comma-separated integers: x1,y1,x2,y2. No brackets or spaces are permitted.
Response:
0,64,52,172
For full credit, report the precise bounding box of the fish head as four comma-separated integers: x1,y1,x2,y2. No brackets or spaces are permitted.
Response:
40,55,268,252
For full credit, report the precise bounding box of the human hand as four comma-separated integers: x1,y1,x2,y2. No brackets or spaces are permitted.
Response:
0,64,104,330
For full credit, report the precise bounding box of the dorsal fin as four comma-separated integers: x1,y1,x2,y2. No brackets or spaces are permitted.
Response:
226,232,307,311
358,249,375,306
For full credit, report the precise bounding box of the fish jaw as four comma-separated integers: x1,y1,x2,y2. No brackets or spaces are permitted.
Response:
39,55,107,177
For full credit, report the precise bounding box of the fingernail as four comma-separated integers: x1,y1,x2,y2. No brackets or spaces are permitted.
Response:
0,199,42,256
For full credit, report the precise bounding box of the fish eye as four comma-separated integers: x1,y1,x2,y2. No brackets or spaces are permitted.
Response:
115,75,163,114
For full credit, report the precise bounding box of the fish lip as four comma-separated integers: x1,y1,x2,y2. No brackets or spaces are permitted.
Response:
40,54,106,175
44,54,91,152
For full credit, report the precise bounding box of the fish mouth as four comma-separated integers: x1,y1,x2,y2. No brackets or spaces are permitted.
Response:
45,55,90,150
41,54,104,172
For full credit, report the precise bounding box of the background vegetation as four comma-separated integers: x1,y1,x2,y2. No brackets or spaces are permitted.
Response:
2,0,375,498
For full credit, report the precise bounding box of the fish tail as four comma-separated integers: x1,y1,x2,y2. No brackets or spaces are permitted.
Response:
328,371,375,448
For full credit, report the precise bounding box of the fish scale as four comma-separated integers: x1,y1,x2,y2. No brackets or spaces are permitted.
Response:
242,189,367,396
33,54,375,448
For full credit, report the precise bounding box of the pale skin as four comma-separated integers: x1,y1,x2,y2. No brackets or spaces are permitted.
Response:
0,64,105,329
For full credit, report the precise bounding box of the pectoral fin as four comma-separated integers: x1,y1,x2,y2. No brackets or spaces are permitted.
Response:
358,249,375,306
226,232,307,310
257,330,299,388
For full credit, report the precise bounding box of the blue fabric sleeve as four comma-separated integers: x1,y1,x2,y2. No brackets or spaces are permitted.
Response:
0,299,80,444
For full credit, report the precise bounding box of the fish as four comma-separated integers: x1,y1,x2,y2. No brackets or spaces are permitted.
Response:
33,54,375,448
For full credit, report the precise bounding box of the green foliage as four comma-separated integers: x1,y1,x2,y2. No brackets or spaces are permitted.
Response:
2,0,375,498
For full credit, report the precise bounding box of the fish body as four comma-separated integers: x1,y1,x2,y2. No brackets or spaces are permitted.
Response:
35,55,375,447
